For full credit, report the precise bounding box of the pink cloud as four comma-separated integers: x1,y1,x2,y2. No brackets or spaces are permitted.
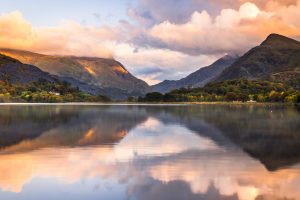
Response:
0,11,121,58
146,1,300,55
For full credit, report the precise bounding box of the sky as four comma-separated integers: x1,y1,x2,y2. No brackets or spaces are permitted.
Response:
0,0,300,85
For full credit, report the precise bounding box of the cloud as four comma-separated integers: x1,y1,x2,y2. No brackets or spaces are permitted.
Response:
128,0,299,25
0,11,121,58
212,0,298,9
114,43,217,85
0,11,217,84
128,0,214,25
132,1,300,56
0,11,36,50
1,0,300,84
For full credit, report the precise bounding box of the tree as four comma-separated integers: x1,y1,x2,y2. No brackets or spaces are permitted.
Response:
163,93,176,102
268,90,281,102
127,96,135,102
225,92,238,101
238,93,250,102
144,92,164,102
284,94,298,103
97,95,111,102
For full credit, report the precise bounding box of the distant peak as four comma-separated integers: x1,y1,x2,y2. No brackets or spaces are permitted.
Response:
222,54,239,60
266,33,291,41
261,33,300,46
162,80,176,84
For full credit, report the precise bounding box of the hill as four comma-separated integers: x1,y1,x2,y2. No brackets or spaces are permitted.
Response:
0,54,55,84
0,49,150,99
0,54,111,103
152,55,238,93
215,34,300,82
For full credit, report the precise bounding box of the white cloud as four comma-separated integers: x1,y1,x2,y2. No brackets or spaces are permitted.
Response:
114,43,217,85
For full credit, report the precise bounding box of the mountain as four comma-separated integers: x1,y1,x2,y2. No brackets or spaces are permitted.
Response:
0,49,150,99
0,54,55,84
151,55,238,93
215,33,300,82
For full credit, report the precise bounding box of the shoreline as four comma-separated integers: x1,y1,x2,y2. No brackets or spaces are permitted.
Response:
0,102,297,106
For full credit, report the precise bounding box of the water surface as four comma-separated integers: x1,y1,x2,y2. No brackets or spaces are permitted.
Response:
0,104,299,200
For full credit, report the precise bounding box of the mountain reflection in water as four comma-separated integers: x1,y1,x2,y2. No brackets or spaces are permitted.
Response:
0,105,299,200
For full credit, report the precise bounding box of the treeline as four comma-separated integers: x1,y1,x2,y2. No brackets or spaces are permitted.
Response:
0,79,111,103
137,79,300,103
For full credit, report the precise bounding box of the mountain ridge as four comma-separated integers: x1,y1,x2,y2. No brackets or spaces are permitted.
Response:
0,48,150,99
215,33,300,82
261,33,300,47
151,54,239,93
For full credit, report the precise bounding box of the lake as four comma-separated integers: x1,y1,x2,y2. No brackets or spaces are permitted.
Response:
0,104,299,200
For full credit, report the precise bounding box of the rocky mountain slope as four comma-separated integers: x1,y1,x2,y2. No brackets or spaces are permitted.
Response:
215,34,300,82
152,55,238,93
0,54,55,84
0,49,150,99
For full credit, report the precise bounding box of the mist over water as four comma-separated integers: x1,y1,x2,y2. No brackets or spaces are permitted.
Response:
0,104,299,200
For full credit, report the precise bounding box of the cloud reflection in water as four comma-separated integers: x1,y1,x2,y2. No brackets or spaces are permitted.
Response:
0,105,299,200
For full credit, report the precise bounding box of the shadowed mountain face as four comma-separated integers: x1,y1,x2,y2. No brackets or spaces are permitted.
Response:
215,34,300,82
0,54,55,84
152,55,238,93
0,49,150,99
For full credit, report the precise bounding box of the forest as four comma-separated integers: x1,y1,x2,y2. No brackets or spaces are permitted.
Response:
0,79,111,103
138,79,300,104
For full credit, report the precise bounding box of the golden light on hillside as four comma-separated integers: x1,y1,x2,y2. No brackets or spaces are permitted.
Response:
84,66,96,76
0,52,25,63
113,66,128,75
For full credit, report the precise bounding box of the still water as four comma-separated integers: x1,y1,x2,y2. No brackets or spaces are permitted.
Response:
0,104,299,200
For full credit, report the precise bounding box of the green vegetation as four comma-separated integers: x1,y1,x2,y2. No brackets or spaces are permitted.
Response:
139,79,300,104
0,79,111,103
1,78,299,104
